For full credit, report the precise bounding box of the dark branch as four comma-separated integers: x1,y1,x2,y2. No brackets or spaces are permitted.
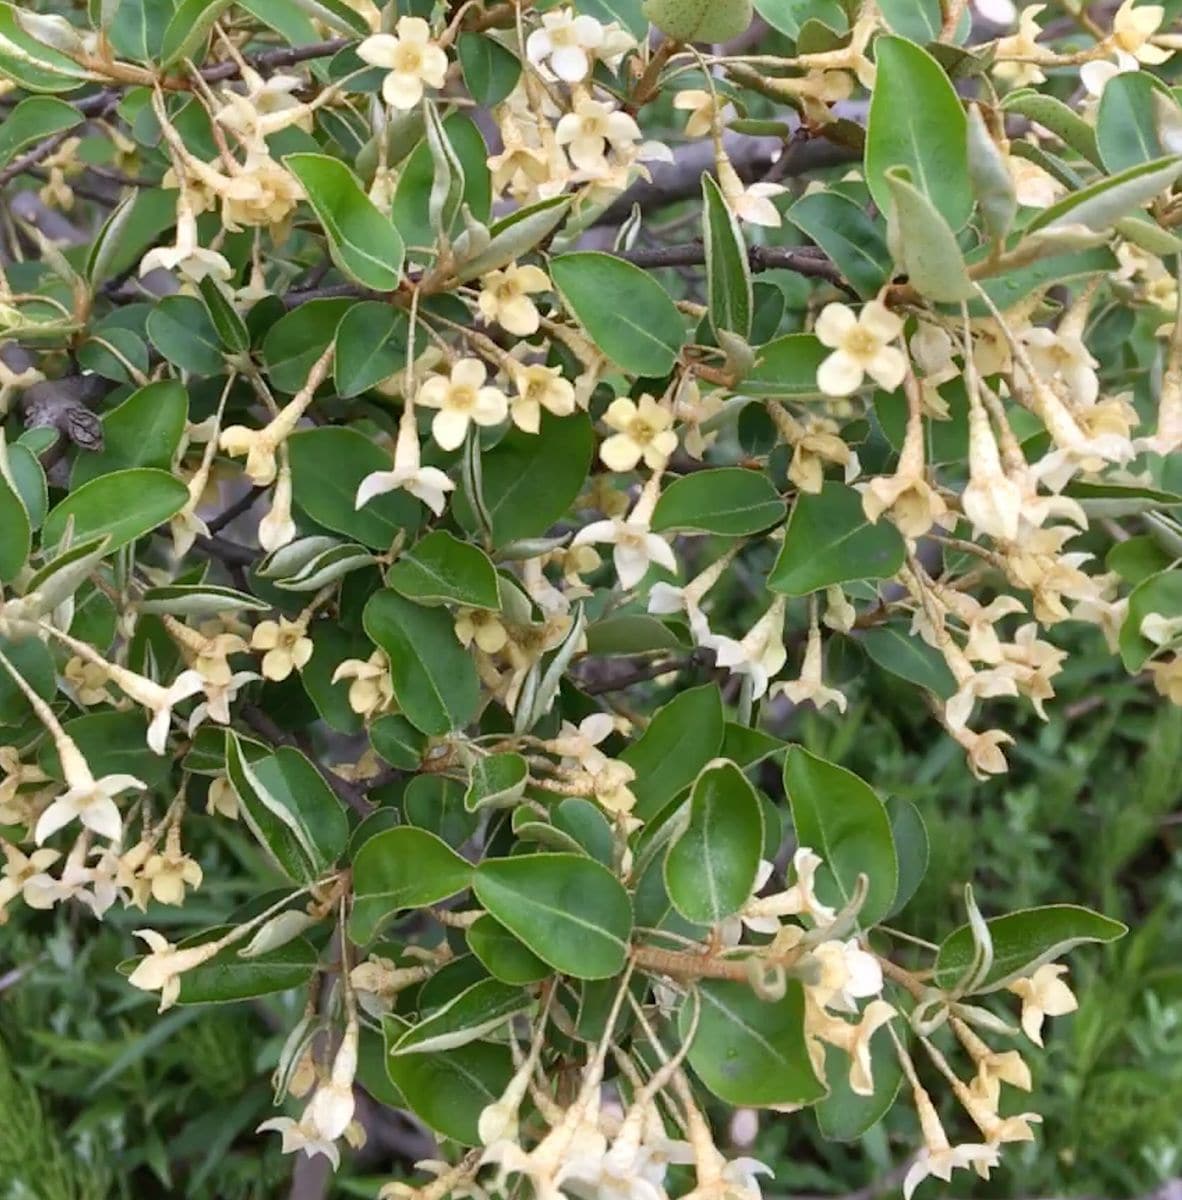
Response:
197,38,352,84
620,242,847,288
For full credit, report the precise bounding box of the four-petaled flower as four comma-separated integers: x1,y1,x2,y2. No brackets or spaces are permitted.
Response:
815,301,907,397
357,17,449,110
418,359,509,451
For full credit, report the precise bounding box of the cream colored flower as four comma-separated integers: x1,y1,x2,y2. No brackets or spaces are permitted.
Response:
1151,655,1182,704
251,618,313,681
1111,0,1169,63
142,841,203,906
992,5,1048,87
418,359,509,451
455,608,510,654
807,938,884,1013
207,775,239,819
673,89,732,138
0,748,50,825
34,739,145,845
331,650,393,717
815,301,907,397
355,420,455,515
772,623,847,713
0,844,61,922
572,511,675,590
220,153,304,232
555,97,642,172
1010,154,1064,208
509,363,576,433
357,17,449,110
259,465,297,553
903,1086,1000,1199
600,395,677,472
526,8,607,82
64,657,111,705
478,264,551,337
1007,962,1078,1045
128,928,221,1012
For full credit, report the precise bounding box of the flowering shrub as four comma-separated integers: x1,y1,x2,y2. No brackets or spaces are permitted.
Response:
1,0,1180,1193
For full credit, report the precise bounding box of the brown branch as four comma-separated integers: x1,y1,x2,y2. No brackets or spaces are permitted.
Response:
619,242,848,288
198,38,352,84
0,94,117,188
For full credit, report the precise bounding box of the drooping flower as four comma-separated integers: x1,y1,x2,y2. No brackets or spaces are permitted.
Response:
35,738,145,845
1007,962,1078,1045
355,419,455,515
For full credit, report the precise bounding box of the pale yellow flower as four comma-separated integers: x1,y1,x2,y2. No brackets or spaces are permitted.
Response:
555,97,642,172
418,359,509,451
1007,962,1078,1045
251,618,313,681
509,363,576,433
207,775,239,819
477,264,551,337
815,301,907,397
454,608,510,655
673,89,732,138
1151,655,1182,704
526,8,608,82
599,395,677,472
1111,0,1170,63
357,18,449,110
142,839,204,906
331,650,393,717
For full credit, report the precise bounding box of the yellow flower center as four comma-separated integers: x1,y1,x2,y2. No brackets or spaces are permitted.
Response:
627,418,656,444
394,44,424,73
449,385,476,412
845,327,880,358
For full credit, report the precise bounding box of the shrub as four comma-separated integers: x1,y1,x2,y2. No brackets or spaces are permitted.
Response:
1,0,1180,1196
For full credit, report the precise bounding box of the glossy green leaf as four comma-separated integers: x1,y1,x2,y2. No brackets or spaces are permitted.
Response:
769,482,906,595
465,752,530,812
383,1014,513,1145
456,32,521,106
351,826,474,944
665,760,764,925
1096,72,1171,173
886,797,929,918
467,914,550,984
815,1030,903,1141
682,980,826,1107
467,411,595,547
934,905,1128,992
146,295,225,375
702,173,752,340
885,166,974,302
1001,89,1101,169
473,853,633,980
0,634,55,724
160,0,231,64
551,253,685,377
1029,155,1182,234
333,302,412,397
370,713,427,771
262,298,354,393
866,36,972,228
387,530,500,609
198,276,249,354
363,590,481,735
0,460,30,584
71,380,188,486
623,683,726,821
174,931,317,1004
652,468,785,536
788,192,891,299
742,334,829,398
784,746,898,928
285,153,405,291
0,96,79,166
862,623,957,699
391,977,529,1055
42,468,188,555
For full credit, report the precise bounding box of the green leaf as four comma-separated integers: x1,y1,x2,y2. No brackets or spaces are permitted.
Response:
0,96,79,166
702,173,752,340
454,195,572,283
585,614,685,656
299,622,369,734
682,980,826,1107
1107,535,1173,585
783,746,898,928
551,253,685,377
160,0,231,64
288,426,422,550
623,683,726,821
370,713,427,771
861,623,957,699
651,468,785,536
284,153,405,291
866,36,971,229
457,32,521,106
383,1014,513,1145
1120,570,1182,672
878,0,967,40
146,295,224,375
1096,72,1170,173
41,710,171,792
351,826,474,944
742,334,829,398
472,853,633,980
198,276,249,354
664,760,764,925
363,590,481,735
755,0,846,34
1001,90,1101,169
391,977,529,1055
404,775,478,848
0,634,55,724
934,905,1127,992
886,797,929,917
788,191,891,299
42,468,187,555
466,411,595,548
884,166,974,302
769,482,906,596
333,301,412,397
642,0,753,40
225,734,348,883
467,914,550,984
139,584,270,618
387,530,500,609
0,3,92,91
0,460,30,584
5,441,47,529
71,380,188,486
578,0,648,36
262,298,354,393
465,752,530,812
1029,155,1182,234
174,930,317,1004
